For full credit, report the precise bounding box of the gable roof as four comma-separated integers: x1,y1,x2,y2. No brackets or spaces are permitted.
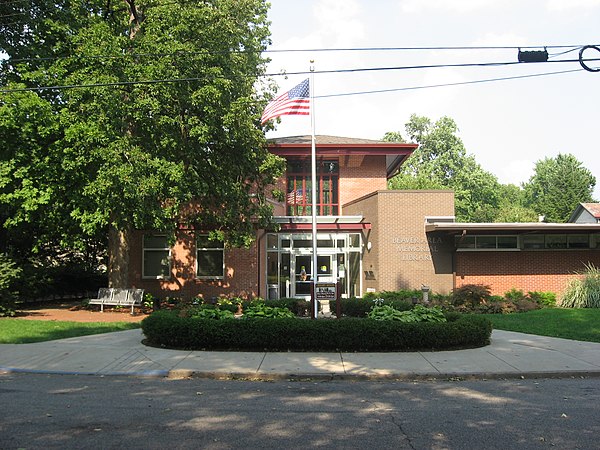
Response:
267,135,417,178
568,203,600,223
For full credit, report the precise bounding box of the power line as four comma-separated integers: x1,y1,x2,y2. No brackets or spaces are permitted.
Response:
4,44,598,64
0,67,585,95
315,68,584,99
268,57,585,77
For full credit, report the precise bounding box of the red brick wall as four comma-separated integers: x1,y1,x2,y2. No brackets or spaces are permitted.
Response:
129,229,259,300
339,155,387,208
455,250,600,295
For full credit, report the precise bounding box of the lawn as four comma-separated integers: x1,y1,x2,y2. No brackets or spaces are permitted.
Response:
2,308,600,345
0,319,141,344
481,308,600,343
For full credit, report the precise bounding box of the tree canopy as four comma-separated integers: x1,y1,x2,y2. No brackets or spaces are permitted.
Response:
385,116,596,224
524,153,596,223
0,0,282,284
386,115,501,222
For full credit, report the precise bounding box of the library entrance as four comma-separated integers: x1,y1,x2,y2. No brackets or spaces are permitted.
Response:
265,233,363,300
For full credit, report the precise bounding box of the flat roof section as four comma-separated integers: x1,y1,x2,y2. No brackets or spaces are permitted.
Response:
426,222,600,235
273,215,372,231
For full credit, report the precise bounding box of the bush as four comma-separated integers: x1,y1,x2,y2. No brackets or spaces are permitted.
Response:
452,284,492,308
368,304,446,323
141,310,492,351
336,296,413,317
559,264,600,308
504,288,526,301
265,298,310,316
363,289,421,302
527,291,557,307
189,308,235,320
243,304,295,319
0,254,22,317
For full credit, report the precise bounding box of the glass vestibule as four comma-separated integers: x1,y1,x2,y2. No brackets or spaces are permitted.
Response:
266,233,362,300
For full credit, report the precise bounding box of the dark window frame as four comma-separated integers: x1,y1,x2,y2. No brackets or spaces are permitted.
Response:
286,159,339,216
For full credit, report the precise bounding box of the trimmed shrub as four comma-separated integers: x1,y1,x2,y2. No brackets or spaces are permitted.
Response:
141,310,492,351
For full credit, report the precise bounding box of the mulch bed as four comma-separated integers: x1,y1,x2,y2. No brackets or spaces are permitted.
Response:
11,300,149,323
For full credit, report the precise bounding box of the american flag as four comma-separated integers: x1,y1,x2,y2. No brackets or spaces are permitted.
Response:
261,79,310,124
286,188,304,205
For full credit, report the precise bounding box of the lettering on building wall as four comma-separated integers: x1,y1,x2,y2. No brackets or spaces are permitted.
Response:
392,236,442,261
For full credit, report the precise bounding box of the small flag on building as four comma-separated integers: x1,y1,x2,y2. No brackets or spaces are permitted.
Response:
261,79,310,124
286,188,304,205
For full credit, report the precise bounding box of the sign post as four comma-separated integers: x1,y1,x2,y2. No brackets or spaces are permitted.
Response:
314,282,337,318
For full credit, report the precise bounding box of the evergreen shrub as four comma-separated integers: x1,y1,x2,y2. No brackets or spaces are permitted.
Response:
141,310,492,351
0,254,22,316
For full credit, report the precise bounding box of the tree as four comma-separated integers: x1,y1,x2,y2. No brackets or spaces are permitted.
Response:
0,0,283,287
494,184,539,223
386,115,501,222
523,154,596,223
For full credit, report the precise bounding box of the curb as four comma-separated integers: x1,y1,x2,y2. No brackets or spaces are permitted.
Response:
3,366,600,381
166,369,600,382
0,366,169,378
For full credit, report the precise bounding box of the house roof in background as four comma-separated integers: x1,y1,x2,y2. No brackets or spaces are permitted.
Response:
580,203,600,219
568,203,600,223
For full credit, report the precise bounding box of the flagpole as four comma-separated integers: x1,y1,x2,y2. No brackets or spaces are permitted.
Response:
310,61,318,319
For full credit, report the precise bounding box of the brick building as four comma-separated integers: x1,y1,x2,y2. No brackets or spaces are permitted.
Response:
126,136,600,300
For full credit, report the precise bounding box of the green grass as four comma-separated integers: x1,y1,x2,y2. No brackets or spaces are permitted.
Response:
0,319,141,344
481,308,600,343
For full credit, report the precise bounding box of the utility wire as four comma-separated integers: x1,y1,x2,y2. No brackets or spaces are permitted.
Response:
0,67,584,95
267,58,586,77
4,44,597,64
315,68,584,99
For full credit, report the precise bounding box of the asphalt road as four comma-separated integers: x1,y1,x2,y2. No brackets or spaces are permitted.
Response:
1,373,599,449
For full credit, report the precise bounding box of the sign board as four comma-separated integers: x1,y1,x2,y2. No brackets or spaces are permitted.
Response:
315,282,337,301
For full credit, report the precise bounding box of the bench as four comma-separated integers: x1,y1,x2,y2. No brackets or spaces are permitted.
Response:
89,288,145,315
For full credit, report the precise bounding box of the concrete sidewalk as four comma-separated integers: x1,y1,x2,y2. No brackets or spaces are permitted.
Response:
1,329,600,380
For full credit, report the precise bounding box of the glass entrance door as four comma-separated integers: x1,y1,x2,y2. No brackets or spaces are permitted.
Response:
291,254,337,298
294,254,312,297
266,233,362,299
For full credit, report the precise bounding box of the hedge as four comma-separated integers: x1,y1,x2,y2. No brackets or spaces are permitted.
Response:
141,311,492,352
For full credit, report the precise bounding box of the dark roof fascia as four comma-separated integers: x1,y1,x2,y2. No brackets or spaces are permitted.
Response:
426,222,600,234
268,144,416,157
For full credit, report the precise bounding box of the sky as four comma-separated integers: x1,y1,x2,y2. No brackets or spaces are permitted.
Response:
264,0,600,198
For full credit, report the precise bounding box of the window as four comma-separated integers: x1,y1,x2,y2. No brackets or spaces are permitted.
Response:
546,234,567,249
523,235,545,249
568,234,590,249
286,159,339,216
143,235,171,279
456,235,518,250
197,235,224,279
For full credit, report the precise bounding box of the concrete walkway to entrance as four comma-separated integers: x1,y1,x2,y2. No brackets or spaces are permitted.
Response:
2,329,600,380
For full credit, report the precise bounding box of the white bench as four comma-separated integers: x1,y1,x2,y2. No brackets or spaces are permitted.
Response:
89,288,144,315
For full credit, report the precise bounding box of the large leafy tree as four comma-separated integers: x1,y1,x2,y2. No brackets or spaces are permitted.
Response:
523,154,596,223
494,184,538,223
0,0,283,286
386,115,501,222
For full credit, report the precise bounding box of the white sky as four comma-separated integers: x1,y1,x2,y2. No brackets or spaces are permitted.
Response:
264,0,600,198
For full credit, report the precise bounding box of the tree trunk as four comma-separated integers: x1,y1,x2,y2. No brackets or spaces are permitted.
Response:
108,223,131,288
